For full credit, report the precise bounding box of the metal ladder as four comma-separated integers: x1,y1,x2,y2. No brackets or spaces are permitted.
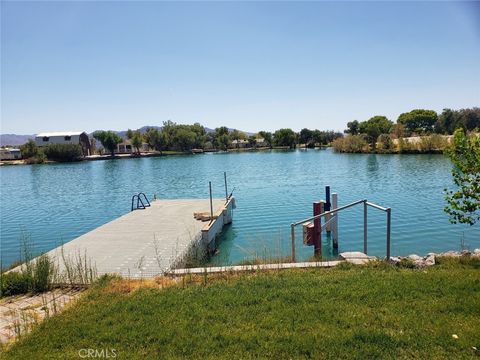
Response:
131,192,151,211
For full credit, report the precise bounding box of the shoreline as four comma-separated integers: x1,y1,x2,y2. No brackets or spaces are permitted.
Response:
0,145,446,167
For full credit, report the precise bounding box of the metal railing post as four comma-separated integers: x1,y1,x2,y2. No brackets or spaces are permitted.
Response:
224,171,228,202
386,208,391,260
363,200,368,254
291,224,296,262
209,181,213,223
332,193,338,248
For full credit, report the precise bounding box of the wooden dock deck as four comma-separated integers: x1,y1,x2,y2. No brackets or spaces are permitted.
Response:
45,198,235,278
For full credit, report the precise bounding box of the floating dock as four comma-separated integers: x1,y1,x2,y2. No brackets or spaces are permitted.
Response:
45,198,235,278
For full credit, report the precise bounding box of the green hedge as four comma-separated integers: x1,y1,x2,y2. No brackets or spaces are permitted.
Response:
43,143,83,162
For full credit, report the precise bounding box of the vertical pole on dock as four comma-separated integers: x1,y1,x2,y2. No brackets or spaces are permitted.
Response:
325,186,331,233
332,193,338,249
363,200,368,254
209,181,214,223
291,224,296,262
386,208,391,260
224,171,228,202
313,201,324,258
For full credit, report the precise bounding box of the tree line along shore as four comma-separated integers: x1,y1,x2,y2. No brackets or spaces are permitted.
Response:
2,107,479,165
333,107,480,154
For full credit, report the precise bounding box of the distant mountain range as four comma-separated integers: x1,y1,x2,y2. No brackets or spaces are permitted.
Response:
0,126,253,146
0,134,35,146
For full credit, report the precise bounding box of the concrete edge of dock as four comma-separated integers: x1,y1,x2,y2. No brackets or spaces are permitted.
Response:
168,260,344,275
168,197,236,270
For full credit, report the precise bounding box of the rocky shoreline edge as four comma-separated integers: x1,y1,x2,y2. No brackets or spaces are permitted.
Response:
388,249,480,267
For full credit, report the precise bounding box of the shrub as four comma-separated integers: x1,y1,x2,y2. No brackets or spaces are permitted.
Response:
376,134,395,153
0,271,30,297
418,134,448,153
332,135,368,153
43,143,83,162
0,255,54,297
397,138,417,153
20,140,46,163
32,254,54,293
19,140,38,158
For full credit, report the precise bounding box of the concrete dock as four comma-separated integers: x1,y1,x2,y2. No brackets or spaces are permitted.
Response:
45,198,235,278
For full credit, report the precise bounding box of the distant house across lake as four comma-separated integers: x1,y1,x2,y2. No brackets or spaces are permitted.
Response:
231,139,249,148
0,147,22,160
35,131,92,156
114,139,149,154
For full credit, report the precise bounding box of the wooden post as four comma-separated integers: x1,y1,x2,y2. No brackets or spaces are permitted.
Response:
332,193,338,249
313,201,324,257
325,186,331,233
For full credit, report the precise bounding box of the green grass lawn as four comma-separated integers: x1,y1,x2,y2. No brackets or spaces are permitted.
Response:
3,259,480,359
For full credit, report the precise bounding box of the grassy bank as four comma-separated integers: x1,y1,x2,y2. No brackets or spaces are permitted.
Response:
3,258,480,359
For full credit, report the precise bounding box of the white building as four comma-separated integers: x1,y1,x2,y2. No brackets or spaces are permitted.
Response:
35,131,91,156
0,148,22,160
114,139,149,154
255,138,268,147
231,139,249,148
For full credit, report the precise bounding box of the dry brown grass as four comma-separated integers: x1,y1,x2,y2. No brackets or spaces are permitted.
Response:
104,277,179,294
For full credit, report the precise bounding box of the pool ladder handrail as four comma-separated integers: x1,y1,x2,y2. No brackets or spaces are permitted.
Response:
131,192,151,211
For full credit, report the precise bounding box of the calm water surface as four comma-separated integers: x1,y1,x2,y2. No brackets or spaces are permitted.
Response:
1,149,478,267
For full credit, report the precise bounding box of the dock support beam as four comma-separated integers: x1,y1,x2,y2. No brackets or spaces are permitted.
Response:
332,193,338,249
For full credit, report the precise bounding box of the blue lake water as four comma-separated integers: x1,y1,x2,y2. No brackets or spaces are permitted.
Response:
1,149,479,268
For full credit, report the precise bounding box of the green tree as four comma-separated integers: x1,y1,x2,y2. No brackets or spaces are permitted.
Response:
144,128,166,152
215,134,231,151
299,128,314,147
444,129,480,225
20,140,45,163
172,128,196,151
20,140,39,158
248,135,257,148
397,109,438,134
93,131,122,156
257,131,273,148
126,129,135,139
358,116,393,149
131,131,143,154
213,127,231,150
190,123,206,148
345,120,360,135
229,129,247,141
273,128,296,148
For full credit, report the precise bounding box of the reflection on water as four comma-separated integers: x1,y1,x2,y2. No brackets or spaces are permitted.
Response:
1,149,479,267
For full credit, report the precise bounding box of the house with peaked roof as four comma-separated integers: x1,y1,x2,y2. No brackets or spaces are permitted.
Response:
35,131,92,156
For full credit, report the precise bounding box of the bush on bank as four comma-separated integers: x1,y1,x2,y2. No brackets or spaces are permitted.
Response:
43,144,83,162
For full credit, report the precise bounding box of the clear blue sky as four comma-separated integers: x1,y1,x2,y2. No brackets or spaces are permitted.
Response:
1,1,479,134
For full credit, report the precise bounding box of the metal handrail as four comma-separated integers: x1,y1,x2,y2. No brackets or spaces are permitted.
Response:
292,199,366,226
131,193,150,211
138,192,151,207
290,199,391,262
